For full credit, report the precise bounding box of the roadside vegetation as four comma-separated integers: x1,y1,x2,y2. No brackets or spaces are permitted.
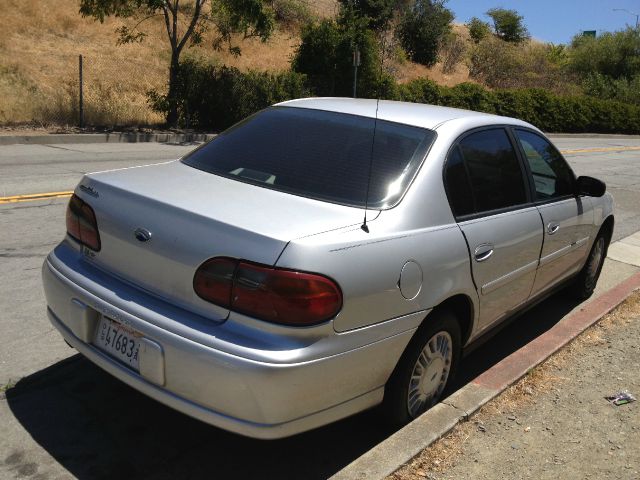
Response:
1,0,639,132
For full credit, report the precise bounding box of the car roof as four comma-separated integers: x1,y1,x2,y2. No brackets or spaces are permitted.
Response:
276,97,534,131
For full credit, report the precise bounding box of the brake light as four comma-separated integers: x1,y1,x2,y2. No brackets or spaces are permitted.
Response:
66,194,101,251
193,258,342,326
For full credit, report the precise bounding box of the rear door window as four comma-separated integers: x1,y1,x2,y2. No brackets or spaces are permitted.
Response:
182,107,436,209
445,128,528,217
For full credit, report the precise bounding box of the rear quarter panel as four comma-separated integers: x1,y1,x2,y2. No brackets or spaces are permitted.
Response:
277,222,474,333
276,129,480,336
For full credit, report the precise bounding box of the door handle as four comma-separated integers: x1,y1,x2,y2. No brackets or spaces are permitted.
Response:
547,222,560,235
474,243,494,262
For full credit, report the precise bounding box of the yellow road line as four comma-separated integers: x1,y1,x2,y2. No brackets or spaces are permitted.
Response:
560,146,640,154
0,191,73,204
1,145,638,205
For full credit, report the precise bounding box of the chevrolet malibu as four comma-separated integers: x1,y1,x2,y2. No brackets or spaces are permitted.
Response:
42,98,613,439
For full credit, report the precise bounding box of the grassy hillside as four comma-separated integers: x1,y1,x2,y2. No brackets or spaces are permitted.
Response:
0,0,471,127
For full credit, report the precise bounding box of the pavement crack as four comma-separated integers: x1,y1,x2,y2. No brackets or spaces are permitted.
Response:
43,144,86,153
441,399,470,420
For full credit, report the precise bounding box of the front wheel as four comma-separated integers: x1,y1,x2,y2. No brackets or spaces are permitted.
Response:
382,310,461,427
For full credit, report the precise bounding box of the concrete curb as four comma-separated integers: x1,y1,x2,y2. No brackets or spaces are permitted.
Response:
0,132,638,146
331,270,640,480
0,132,216,146
546,133,640,139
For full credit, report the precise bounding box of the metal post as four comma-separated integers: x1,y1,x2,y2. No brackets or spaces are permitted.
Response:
79,55,84,129
352,48,361,98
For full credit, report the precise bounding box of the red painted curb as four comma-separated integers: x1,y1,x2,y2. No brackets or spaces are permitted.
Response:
473,271,640,391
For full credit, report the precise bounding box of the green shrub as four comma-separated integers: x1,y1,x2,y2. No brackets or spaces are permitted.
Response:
467,17,491,43
149,58,309,130
395,77,640,133
568,27,640,80
396,0,453,67
581,72,640,105
151,55,640,134
292,19,391,98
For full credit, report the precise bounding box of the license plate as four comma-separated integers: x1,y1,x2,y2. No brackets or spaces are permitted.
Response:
93,316,141,371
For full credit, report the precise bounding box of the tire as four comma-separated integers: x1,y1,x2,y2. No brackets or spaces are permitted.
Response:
382,309,461,428
571,231,608,300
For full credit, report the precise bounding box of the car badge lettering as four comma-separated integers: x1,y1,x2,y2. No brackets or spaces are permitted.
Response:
79,184,99,197
134,228,152,243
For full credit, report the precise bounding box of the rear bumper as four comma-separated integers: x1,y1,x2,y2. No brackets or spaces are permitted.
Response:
42,243,419,439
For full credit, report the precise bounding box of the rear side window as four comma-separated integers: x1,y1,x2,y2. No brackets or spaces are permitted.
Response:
514,129,575,200
182,107,436,209
444,146,475,217
445,128,527,217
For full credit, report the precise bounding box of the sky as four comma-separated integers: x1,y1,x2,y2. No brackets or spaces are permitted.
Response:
447,0,640,44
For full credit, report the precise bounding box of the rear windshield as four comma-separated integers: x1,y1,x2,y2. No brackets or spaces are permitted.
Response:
181,106,436,209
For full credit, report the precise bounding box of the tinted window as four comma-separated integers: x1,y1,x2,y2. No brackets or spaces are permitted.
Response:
444,146,475,217
182,107,436,209
458,129,527,214
515,130,575,200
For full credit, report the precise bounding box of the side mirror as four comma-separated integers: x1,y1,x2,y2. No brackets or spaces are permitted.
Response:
576,176,606,197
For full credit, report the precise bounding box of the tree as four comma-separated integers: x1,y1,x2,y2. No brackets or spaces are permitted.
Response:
486,7,529,43
79,0,274,126
337,0,395,31
396,0,453,66
467,16,491,43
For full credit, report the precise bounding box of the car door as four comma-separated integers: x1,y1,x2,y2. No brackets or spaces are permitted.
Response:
444,127,543,333
512,129,595,297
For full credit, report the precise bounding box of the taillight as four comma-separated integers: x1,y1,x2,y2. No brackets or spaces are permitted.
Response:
66,194,101,251
193,257,237,307
193,258,342,326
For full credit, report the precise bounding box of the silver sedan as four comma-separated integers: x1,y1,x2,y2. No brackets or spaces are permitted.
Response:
42,98,613,438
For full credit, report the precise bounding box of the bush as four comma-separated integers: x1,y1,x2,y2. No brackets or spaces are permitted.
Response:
568,27,640,80
439,31,466,74
268,0,312,27
394,78,640,134
292,19,391,97
396,0,453,67
150,55,640,134
149,58,309,130
469,36,571,93
581,72,640,105
467,17,491,43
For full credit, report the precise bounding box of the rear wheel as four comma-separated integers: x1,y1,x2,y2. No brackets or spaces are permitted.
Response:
382,310,461,427
571,232,608,300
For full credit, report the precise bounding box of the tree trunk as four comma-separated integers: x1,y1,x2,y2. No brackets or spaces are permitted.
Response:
166,51,180,127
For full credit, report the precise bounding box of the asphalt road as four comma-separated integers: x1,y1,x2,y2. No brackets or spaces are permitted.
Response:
0,142,197,197
1,136,639,479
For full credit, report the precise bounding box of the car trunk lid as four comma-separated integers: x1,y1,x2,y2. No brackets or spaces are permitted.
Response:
77,160,366,322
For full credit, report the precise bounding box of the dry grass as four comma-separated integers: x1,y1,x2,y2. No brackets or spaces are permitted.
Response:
0,0,306,126
0,0,479,127
390,290,640,480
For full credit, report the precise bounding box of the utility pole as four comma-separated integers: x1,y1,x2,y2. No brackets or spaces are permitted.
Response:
352,47,361,98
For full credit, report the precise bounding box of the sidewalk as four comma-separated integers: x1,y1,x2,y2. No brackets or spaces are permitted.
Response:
333,232,640,480
391,291,640,480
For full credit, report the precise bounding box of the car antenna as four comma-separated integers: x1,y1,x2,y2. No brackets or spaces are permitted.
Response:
361,30,388,234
